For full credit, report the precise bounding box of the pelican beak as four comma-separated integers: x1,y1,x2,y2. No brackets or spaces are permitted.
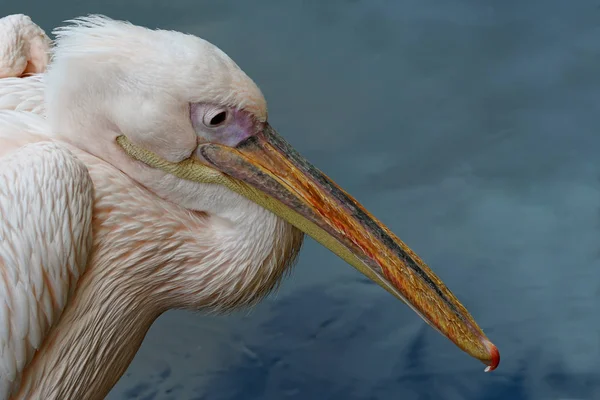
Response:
116,122,499,371
195,123,499,371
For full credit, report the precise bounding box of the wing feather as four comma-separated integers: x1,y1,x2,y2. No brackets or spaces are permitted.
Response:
0,134,93,399
0,76,45,115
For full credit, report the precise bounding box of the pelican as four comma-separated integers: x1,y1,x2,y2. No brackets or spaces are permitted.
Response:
0,14,499,399
0,14,50,79
0,15,48,115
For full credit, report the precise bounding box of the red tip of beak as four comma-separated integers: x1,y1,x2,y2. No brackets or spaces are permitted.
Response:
483,340,500,372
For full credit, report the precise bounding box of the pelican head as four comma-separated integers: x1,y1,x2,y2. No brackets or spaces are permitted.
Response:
45,16,498,371
0,14,51,78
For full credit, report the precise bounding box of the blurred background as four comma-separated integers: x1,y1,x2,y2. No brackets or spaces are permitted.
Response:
2,0,600,399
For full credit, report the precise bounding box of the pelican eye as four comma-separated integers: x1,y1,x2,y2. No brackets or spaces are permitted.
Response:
203,109,228,127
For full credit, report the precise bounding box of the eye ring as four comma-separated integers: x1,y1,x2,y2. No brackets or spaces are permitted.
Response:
203,108,228,127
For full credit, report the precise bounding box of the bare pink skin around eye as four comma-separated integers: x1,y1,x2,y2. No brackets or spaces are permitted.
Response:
190,103,260,148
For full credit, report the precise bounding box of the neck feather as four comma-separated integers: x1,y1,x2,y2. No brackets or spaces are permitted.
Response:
12,150,303,399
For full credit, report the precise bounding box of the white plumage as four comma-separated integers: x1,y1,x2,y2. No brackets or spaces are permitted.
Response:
0,76,45,114
0,136,93,398
0,14,50,79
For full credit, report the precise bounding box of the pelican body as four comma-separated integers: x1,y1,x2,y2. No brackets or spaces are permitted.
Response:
0,14,499,399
